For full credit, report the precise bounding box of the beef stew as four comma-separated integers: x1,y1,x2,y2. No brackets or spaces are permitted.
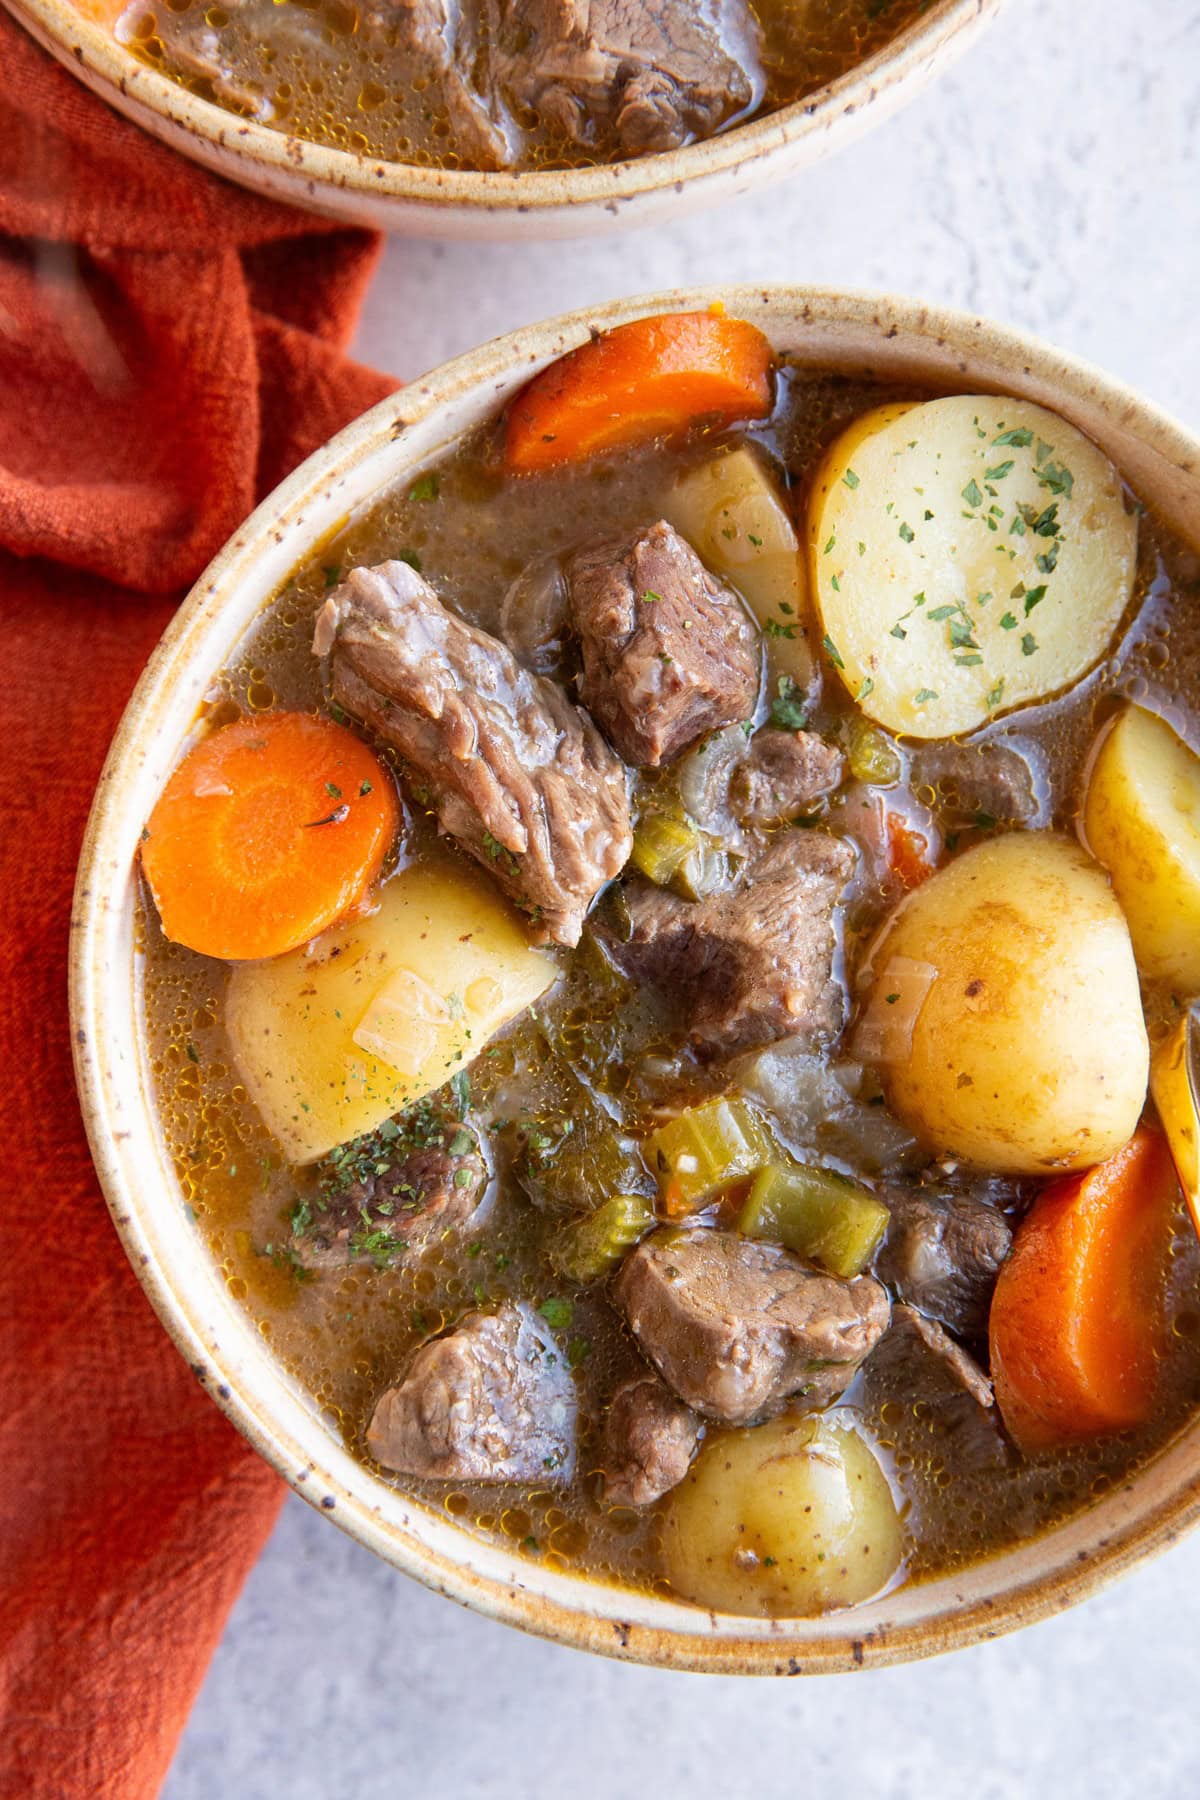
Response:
139,309,1200,1619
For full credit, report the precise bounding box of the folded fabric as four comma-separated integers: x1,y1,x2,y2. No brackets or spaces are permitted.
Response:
0,16,395,1795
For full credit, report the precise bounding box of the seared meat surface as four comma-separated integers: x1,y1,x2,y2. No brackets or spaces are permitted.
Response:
367,1303,577,1480
910,738,1040,826
730,728,845,825
877,1187,1012,1341
614,1227,890,1423
597,831,853,1056
386,0,517,171
567,520,759,767
315,560,632,946
295,1104,487,1271
601,1371,701,1506
495,0,762,157
892,1304,994,1410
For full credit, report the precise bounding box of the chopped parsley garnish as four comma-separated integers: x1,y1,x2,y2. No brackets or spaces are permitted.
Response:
823,634,845,671
764,618,799,639
856,677,875,702
1024,584,1047,615
1022,633,1039,656
1037,461,1074,498
359,779,373,797
325,782,342,799
914,688,938,705
842,468,860,490
641,589,662,605
1000,612,1018,631
898,521,915,543
961,479,984,509
539,1297,573,1330
992,427,1033,448
185,1042,199,1064
986,677,1006,710
770,675,808,730
984,460,1014,482
409,473,440,503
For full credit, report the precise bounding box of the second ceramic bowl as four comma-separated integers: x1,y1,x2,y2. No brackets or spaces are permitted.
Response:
7,0,1002,237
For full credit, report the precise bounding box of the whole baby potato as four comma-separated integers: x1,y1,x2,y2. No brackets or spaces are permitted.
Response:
662,1414,903,1618
857,833,1149,1174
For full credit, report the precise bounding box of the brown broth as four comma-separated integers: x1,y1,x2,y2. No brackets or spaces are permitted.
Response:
115,0,932,171
142,367,1200,1604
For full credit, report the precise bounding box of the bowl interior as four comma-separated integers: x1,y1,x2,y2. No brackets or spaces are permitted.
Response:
6,0,1002,236
71,286,1200,1672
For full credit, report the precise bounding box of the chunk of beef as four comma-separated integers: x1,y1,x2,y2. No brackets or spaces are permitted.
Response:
294,1104,487,1271
865,1304,1010,1475
614,1227,890,1423
601,1371,701,1506
910,739,1040,826
385,0,518,171
367,1302,577,1480
315,560,632,947
597,831,853,1056
567,520,759,768
495,0,763,157
730,728,845,826
876,1187,1012,1341
892,1304,993,1409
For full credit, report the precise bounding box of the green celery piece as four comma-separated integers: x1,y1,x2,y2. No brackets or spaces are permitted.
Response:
645,1098,777,1210
552,1194,656,1283
739,1163,889,1278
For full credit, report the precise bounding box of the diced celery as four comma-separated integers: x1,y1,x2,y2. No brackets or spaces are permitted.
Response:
552,1194,657,1283
631,813,699,887
645,1097,777,1211
845,716,902,788
632,810,732,902
739,1163,889,1278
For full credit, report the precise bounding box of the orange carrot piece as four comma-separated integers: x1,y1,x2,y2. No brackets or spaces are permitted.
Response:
989,1126,1179,1452
141,712,399,961
504,311,774,475
885,811,934,890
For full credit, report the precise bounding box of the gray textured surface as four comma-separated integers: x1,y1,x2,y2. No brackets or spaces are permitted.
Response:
164,2,1200,1793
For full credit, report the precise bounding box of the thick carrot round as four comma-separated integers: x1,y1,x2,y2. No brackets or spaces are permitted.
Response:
504,311,774,474
141,712,399,961
989,1125,1179,1452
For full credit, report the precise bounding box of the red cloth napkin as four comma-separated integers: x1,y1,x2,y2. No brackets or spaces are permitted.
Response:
0,17,396,1794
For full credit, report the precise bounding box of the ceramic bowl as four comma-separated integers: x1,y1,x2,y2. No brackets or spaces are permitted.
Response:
71,286,1200,1673
7,0,1002,238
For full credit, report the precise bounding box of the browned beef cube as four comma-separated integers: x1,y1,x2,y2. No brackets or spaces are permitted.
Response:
613,1228,890,1423
600,1371,701,1507
730,728,845,825
314,560,632,947
367,1303,577,1480
567,520,759,768
909,739,1040,826
597,831,853,1056
876,1187,1012,1342
495,0,762,158
293,1104,487,1272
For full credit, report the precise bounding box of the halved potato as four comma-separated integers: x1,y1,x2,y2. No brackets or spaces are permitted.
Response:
1084,705,1200,995
807,396,1137,737
858,832,1149,1174
663,444,814,698
226,857,558,1162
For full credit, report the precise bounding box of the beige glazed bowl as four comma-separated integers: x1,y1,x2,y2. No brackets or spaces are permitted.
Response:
72,287,1200,1674
7,0,1002,238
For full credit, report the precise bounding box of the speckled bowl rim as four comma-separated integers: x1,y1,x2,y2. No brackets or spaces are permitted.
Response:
5,0,1001,232
71,286,1200,1674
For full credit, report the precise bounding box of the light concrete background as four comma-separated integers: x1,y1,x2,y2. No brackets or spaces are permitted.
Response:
164,2,1200,1793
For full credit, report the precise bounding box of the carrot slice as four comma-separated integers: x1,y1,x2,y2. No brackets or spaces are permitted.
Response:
141,712,399,961
989,1125,1179,1452
504,311,774,475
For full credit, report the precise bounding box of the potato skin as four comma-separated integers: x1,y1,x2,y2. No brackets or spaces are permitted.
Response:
859,833,1149,1174
662,1415,902,1617
1084,705,1200,995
